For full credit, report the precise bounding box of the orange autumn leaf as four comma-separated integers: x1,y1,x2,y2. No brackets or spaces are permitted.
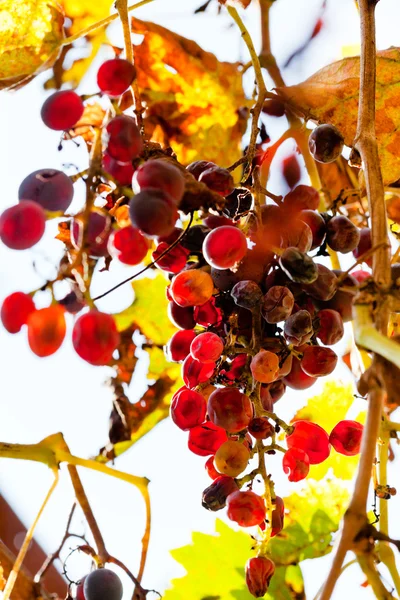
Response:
0,0,64,90
131,17,248,167
277,48,400,185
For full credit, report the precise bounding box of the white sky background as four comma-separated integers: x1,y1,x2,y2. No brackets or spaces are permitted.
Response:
1,0,400,598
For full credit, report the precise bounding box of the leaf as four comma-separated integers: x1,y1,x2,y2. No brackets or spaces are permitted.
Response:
113,273,177,346
277,48,400,185
268,480,349,565
291,381,360,480
163,519,304,600
218,0,253,7
130,17,248,167
0,0,64,90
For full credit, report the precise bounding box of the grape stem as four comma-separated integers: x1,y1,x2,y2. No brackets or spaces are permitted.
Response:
319,0,394,598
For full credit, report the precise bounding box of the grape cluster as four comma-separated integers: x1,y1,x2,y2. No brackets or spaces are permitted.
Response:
0,57,366,598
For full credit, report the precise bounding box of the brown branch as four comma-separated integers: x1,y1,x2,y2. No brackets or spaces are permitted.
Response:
319,1,392,598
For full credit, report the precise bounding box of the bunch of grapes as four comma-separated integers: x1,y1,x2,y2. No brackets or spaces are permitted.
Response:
0,55,366,598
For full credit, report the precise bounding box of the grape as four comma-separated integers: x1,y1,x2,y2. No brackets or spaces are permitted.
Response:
309,124,344,163
282,447,310,482
27,305,66,357
220,354,247,383
353,227,372,266
83,569,123,600
317,308,344,345
129,188,178,238
182,355,215,388
167,301,196,329
300,210,326,249
198,166,234,196
167,329,197,362
300,345,338,377
214,440,250,477
76,577,86,600
193,297,223,327
248,417,274,440
59,290,85,314
284,310,313,346
132,159,185,204
41,90,84,130
270,496,285,537
1,292,36,334
188,422,228,456
108,225,149,265
71,210,111,257
97,58,136,97
186,160,215,180
181,224,210,252
245,556,275,599
392,263,400,286
202,475,238,511
279,247,318,284
102,154,134,186
280,219,313,253
170,270,214,307
207,387,253,433
283,355,317,390
153,241,189,273
329,420,363,456
72,311,120,366
326,215,360,253
286,420,330,465
283,185,320,213
351,269,371,283
203,226,247,270
0,201,46,250
105,115,143,163
211,267,240,291
19,169,74,213
170,387,207,430
190,332,224,363
302,264,337,301
203,214,235,229
250,350,280,383
205,455,220,479
226,490,266,527
224,188,252,218
262,98,285,116
282,154,301,188
260,381,286,411
231,280,263,310
261,286,294,324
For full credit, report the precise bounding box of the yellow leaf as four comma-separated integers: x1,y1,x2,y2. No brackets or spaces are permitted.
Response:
131,17,248,167
292,381,360,480
60,0,112,35
277,48,400,185
0,0,64,89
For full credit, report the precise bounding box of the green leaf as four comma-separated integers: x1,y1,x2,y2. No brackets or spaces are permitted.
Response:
291,381,361,480
113,273,177,346
164,520,304,600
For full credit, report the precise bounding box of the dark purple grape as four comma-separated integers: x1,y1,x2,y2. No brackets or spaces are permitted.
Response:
18,169,74,213
202,476,239,511
283,185,320,212
302,264,337,301
261,286,294,323
199,166,234,196
104,115,143,163
211,267,240,292
129,188,178,238
83,569,123,600
300,210,326,249
181,224,210,252
309,124,344,164
186,160,215,180
231,280,263,310
353,227,372,265
279,247,318,284
262,98,285,117
326,215,360,254
168,301,196,329
284,310,313,346
59,290,85,314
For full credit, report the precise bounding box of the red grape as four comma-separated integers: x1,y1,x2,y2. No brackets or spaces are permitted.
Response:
132,159,185,204
182,355,215,388
214,440,250,477
248,417,274,440
260,380,286,410
329,420,363,456
317,309,344,345
190,332,224,363
282,154,301,188
326,215,360,254
72,311,120,366
188,422,228,456
102,154,134,186
97,58,136,97
203,226,247,270
282,447,310,482
107,225,149,265
226,490,266,527
351,269,371,284
0,201,46,250
129,189,177,238
198,166,234,196
220,354,248,382
19,169,74,213
167,329,197,362
71,210,111,257
245,557,275,598
205,455,220,479
167,301,195,329
353,227,372,266
170,270,214,307
283,185,320,212
202,475,238,510
105,115,143,163
41,90,84,130
186,160,215,180
170,387,207,430
300,210,326,249
152,241,189,273
207,387,253,433
300,345,338,377
271,496,285,537
193,297,223,327
250,350,280,383
203,214,235,229
283,355,317,390
1,292,36,333
286,420,330,465
27,305,66,357
280,219,313,253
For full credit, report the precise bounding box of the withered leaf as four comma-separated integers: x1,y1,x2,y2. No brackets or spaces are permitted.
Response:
218,0,252,7
277,48,400,185
131,17,248,167
67,102,106,143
